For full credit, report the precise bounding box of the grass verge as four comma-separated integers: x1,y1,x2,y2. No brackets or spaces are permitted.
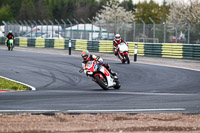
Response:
0,77,29,91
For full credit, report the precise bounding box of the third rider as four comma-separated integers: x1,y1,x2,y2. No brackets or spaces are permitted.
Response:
113,34,128,56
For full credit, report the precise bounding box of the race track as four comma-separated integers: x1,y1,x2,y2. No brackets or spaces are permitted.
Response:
0,49,200,114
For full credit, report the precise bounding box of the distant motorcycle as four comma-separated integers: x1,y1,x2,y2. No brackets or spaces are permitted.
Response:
80,61,120,90
117,42,130,64
7,39,14,51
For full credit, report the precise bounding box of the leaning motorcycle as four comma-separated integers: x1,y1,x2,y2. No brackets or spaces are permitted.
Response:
7,39,14,51
117,42,130,64
80,61,120,90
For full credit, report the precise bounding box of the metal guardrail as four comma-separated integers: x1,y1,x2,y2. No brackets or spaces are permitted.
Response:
1,18,200,44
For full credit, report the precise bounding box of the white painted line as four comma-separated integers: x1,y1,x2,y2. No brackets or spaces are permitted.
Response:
0,76,36,91
49,90,196,96
0,110,59,112
105,91,196,96
67,108,186,113
137,62,200,72
0,108,185,113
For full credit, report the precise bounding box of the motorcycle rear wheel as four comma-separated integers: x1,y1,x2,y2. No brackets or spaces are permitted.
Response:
125,54,130,64
95,75,109,90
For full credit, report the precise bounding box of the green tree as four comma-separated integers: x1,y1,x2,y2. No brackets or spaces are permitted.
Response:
0,5,14,24
17,0,50,20
17,0,36,20
134,0,169,24
0,0,110,23
0,0,23,19
120,0,136,12
47,0,107,22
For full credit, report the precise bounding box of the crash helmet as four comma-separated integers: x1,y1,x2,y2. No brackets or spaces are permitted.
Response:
115,34,121,41
9,30,12,33
81,50,90,61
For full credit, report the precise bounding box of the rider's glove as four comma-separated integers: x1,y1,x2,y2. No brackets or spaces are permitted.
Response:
98,61,103,65
96,56,100,61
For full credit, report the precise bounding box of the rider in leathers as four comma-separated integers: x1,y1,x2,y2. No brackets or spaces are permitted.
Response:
81,50,116,76
6,30,14,46
113,34,128,56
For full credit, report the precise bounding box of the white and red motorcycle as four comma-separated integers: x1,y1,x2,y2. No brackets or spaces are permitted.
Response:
80,61,120,90
117,42,130,64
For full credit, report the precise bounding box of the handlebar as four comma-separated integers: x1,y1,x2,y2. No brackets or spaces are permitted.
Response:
79,69,84,73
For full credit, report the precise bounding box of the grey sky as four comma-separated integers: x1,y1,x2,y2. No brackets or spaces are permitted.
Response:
119,0,199,5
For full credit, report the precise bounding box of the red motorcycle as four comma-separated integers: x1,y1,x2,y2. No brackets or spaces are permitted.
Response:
117,42,130,64
80,61,120,90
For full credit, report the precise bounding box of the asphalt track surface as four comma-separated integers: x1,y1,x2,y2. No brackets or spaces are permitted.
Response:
0,49,200,114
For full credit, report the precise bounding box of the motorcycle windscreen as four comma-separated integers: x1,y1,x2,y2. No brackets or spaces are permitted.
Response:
85,61,97,72
119,43,128,52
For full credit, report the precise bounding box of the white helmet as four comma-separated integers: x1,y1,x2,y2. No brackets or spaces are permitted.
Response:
115,34,121,41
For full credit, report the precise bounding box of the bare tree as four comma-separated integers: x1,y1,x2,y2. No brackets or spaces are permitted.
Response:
95,0,134,23
168,0,200,23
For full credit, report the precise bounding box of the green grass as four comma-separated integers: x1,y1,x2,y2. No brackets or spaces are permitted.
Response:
0,77,29,91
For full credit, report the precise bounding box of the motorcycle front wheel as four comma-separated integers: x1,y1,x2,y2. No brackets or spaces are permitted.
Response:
114,80,120,89
95,75,108,90
10,45,13,51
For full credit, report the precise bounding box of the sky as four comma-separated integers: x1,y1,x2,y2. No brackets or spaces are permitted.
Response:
119,0,200,5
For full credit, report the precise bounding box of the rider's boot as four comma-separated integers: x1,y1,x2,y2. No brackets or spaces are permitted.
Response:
107,68,117,79
103,64,117,78
111,71,118,80
110,69,117,76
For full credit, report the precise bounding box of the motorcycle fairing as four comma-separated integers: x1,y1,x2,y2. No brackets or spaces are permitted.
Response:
99,66,114,87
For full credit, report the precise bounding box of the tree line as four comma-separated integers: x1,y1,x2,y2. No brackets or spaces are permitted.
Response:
0,0,169,24
0,0,106,22
0,0,199,25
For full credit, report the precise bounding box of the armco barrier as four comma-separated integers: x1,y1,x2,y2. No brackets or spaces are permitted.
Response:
28,39,35,47
14,38,19,46
128,42,144,56
35,38,45,48
144,43,162,57
54,39,65,49
19,38,28,47
193,45,200,60
162,43,183,58
0,37,200,60
45,39,54,48
75,40,87,51
99,41,113,53
64,40,76,50
183,45,193,59
88,40,99,52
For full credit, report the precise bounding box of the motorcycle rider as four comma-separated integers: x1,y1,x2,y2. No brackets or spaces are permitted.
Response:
6,30,14,46
80,50,117,76
113,34,128,56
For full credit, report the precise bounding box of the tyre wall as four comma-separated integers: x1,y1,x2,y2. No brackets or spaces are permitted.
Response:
0,37,199,60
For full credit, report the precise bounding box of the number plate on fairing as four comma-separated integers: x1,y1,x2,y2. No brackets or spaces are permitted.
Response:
87,71,93,75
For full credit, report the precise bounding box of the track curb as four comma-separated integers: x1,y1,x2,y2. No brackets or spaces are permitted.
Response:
0,75,36,91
